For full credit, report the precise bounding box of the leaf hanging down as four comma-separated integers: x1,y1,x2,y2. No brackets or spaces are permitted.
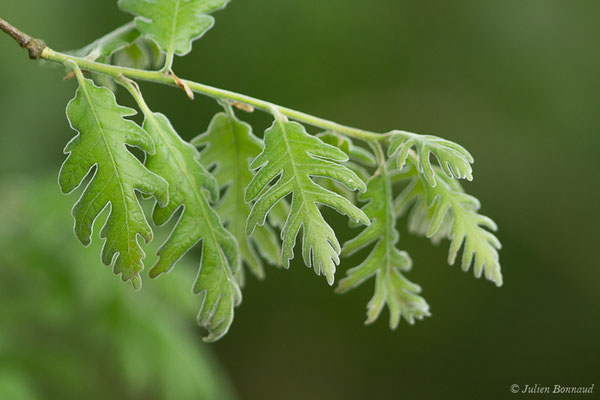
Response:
338,170,430,328
119,0,230,58
394,165,503,286
127,86,241,342
246,116,370,285
59,68,168,289
388,131,474,186
192,107,281,284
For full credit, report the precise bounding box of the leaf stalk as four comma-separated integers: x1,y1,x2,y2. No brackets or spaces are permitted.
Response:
41,45,387,143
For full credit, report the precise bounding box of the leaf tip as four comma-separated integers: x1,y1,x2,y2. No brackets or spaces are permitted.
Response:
129,274,142,290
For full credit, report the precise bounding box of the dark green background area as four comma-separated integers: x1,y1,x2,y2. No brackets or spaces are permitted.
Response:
1,1,598,399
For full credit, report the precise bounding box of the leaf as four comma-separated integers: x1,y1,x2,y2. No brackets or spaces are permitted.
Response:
112,39,164,70
192,107,281,284
119,0,229,58
59,68,168,289
69,21,141,60
318,131,377,167
129,88,241,342
337,170,430,328
246,116,370,285
315,132,375,204
394,165,503,286
392,168,455,244
388,130,474,186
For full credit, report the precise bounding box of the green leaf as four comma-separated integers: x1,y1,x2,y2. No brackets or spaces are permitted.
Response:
317,131,377,167
112,39,164,70
69,21,141,60
246,116,369,285
395,165,503,286
338,170,430,328
59,68,169,289
388,130,474,186
118,0,229,58
315,132,375,203
192,107,281,284
129,89,241,342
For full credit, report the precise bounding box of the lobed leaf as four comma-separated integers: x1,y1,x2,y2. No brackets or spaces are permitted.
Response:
246,117,369,285
394,165,503,286
338,170,430,328
388,130,474,186
192,107,281,284
119,0,230,58
128,92,242,342
59,68,168,289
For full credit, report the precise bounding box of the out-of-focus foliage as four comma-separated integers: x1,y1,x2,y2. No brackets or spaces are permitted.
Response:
0,177,237,400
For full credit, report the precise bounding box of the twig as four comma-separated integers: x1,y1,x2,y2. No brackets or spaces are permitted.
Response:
0,16,386,143
0,17,46,59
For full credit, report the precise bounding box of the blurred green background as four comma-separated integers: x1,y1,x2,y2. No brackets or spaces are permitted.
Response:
1,0,598,399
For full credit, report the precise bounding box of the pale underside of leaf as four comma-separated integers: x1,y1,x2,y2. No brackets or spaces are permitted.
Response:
60,71,168,289
394,166,503,286
119,0,229,57
129,92,241,341
246,118,369,285
388,131,474,186
193,109,281,284
338,172,430,328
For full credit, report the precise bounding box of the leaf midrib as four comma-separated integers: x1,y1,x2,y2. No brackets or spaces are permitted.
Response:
168,0,181,57
79,80,134,261
225,115,246,226
146,111,230,268
427,176,498,274
276,119,311,221
381,168,395,275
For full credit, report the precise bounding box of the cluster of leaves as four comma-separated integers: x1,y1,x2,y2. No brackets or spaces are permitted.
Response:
57,0,502,340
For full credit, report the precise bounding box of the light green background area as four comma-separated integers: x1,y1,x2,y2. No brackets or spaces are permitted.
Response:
0,1,598,399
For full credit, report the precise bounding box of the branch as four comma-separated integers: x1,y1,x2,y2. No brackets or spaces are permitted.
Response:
0,17,46,59
1,16,385,143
